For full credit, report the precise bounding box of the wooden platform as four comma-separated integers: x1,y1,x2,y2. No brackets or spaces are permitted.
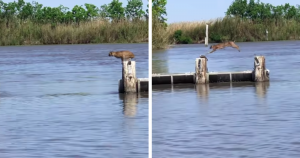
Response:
152,56,270,85
152,71,258,85
119,78,148,93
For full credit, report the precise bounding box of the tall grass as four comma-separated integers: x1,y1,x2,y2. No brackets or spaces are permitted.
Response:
0,19,148,46
153,17,300,50
152,18,169,50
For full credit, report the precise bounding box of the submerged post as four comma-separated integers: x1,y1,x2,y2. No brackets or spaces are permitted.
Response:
205,24,208,46
195,56,208,84
253,56,269,82
121,61,137,93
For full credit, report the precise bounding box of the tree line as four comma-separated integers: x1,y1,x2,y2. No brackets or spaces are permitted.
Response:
0,0,147,27
152,0,300,50
226,0,300,23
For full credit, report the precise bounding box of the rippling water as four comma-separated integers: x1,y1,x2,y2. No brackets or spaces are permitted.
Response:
0,43,148,158
153,41,300,158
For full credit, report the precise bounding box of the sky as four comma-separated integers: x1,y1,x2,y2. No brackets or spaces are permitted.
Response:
166,0,300,23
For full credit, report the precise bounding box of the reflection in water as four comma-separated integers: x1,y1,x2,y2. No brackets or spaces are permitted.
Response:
154,82,270,103
119,93,138,117
152,59,169,74
255,82,270,98
152,50,169,73
195,84,209,103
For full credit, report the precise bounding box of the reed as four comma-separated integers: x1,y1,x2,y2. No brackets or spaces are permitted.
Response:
152,18,169,50
153,17,300,50
0,19,148,46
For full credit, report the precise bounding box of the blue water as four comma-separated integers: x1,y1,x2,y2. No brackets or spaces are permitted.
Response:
0,43,148,158
153,41,300,158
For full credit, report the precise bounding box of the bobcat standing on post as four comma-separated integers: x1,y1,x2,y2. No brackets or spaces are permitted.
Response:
108,50,135,62
207,41,240,54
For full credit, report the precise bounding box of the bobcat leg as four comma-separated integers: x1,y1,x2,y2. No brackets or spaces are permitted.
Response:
232,46,240,52
206,49,216,55
231,43,240,52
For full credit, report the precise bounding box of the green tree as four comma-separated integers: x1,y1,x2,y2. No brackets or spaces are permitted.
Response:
18,2,33,20
107,0,125,21
0,0,6,20
258,2,272,20
284,3,297,19
31,1,43,23
2,1,18,27
72,5,87,23
246,0,259,19
152,0,167,23
125,0,145,20
99,4,109,19
226,0,248,18
84,3,99,20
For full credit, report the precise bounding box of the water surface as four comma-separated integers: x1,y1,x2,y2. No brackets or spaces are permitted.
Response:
153,41,300,158
0,43,148,158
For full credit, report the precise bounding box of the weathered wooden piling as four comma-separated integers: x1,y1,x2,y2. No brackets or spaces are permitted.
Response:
253,56,269,82
122,61,137,93
195,57,209,84
118,60,148,93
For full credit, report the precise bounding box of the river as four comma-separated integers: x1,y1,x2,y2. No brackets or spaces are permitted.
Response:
0,43,148,158
153,41,300,158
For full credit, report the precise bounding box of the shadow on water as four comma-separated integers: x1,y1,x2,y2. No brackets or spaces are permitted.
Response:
119,92,148,117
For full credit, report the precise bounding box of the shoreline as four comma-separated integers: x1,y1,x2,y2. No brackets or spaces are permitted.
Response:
153,39,300,51
0,41,149,47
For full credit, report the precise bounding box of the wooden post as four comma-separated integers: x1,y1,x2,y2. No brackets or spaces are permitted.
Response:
195,57,208,84
205,24,208,46
266,29,268,41
122,61,137,93
253,56,269,82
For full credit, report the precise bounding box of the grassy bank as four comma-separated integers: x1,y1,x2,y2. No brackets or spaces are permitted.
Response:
153,17,300,50
152,18,169,50
0,19,148,46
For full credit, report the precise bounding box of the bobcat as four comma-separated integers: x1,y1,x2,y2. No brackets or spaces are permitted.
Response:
108,50,135,62
208,41,240,54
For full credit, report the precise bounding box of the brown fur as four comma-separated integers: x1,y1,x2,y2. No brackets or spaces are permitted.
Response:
108,50,135,62
208,41,240,54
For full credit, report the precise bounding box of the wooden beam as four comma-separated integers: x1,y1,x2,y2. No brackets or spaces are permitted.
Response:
253,56,269,82
195,57,209,84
